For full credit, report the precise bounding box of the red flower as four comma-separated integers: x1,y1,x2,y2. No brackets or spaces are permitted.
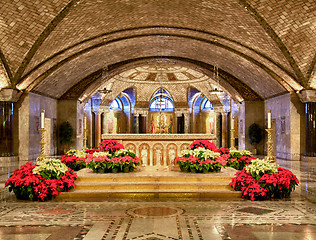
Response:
190,139,217,151
98,139,124,153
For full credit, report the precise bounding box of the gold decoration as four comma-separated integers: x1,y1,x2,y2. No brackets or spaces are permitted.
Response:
38,128,46,161
265,128,277,166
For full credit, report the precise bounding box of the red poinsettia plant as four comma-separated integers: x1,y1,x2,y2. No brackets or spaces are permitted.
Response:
227,149,256,170
98,139,124,153
230,159,299,200
85,153,140,173
5,160,77,201
189,139,217,151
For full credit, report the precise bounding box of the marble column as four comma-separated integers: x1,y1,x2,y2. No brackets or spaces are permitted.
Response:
221,112,228,148
184,112,189,133
0,101,14,156
102,112,107,134
135,113,139,133
215,112,222,148
95,112,102,147
305,102,316,157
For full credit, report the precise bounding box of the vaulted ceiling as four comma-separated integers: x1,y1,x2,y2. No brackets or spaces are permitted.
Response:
0,0,315,102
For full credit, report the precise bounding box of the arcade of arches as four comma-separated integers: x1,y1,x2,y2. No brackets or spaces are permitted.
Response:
1,1,316,239
0,1,315,163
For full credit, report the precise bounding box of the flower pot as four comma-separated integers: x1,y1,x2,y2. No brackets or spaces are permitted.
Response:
190,168,197,173
123,166,130,173
98,168,105,173
112,168,119,173
202,168,209,174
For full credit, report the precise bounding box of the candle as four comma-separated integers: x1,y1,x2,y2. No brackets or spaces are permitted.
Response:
231,117,234,130
268,110,271,129
41,109,45,129
84,116,87,129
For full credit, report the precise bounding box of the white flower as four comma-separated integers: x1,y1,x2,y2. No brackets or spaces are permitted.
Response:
93,151,111,157
33,158,68,177
245,159,277,175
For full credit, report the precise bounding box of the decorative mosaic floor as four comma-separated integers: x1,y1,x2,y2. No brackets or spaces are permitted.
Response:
0,158,315,239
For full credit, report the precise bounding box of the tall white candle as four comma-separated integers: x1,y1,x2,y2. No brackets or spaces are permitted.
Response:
267,110,271,129
84,116,87,129
41,109,45,129
231,117,234,130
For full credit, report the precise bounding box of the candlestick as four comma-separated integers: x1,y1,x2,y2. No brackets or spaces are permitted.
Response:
41,109,45,129
267,110,271,129
38,128,46,161
84,116,87,129
231,116,234,130
265,128,277,166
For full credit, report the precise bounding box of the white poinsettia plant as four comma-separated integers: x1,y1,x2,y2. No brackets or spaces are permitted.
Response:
180,148,220,160
245,159,278,180
229,149,252,158
114,148,136,158
92,151,112,158
33,158,69,179
66,149,87,158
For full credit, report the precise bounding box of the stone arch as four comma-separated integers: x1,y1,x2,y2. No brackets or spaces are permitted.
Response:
125,143,136,154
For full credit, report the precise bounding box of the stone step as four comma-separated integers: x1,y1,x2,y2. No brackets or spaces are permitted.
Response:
74,181,232,190
57,188,242,200
75,175,233,183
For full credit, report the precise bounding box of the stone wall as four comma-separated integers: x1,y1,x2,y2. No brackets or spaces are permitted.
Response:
18,92,57,161
265,93,305,160
57,99,84,154
238,101,264,155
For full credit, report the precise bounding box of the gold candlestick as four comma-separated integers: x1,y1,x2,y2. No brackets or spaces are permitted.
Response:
38,128,46,161
265,128,277,165
230,129,236,150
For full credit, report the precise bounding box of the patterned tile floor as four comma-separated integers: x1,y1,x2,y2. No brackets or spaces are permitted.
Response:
0,158,315,240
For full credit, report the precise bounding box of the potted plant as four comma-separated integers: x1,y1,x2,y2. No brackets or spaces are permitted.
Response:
248,123,262,155
59,121,74,154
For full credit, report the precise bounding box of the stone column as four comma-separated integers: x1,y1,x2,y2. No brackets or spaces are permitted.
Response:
149,146,153,166
184,111,189,133
95,112,102,147
0,89,21,158
134,113,139,133
101,108,110,135
0,101,14,156
142,111,148,133
163,147,167,166
221,112,228,148
102,112,106,134
215,112,222,148
305,102,316,157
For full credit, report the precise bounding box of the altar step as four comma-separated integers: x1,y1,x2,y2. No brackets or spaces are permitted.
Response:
56,167,242,201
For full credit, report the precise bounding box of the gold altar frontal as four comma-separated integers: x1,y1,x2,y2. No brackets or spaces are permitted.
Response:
101,134,216,166
57,166,241,201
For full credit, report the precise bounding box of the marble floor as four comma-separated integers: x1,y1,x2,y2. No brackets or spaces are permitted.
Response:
0,158,315,240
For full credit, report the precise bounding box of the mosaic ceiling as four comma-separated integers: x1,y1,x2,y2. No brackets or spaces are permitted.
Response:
116,64,208,84
0,0,314,102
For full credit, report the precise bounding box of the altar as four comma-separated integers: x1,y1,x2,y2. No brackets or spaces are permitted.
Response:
101,134,216,166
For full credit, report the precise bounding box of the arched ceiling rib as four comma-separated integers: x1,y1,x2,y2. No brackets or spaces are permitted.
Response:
0,0,315,99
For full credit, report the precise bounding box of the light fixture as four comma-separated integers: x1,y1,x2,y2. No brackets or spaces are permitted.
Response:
209,88,223,94
98,87,112,94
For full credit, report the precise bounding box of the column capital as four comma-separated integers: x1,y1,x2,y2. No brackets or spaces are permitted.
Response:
0,89,22,102
298,90,316,103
